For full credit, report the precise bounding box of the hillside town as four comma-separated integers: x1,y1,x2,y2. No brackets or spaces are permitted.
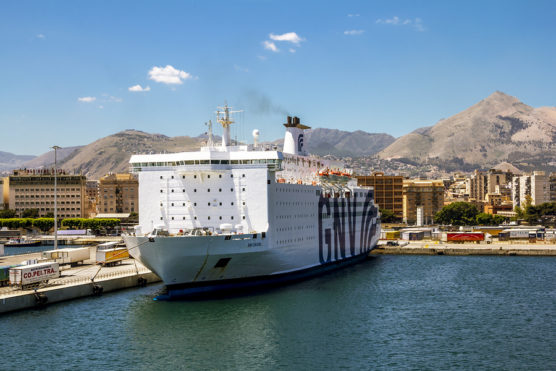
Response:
1,163,555,231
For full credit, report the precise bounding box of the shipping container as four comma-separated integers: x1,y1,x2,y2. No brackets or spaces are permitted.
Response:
401,231,424,241
500,229,545,240
381,230,400,240
443,232,485,243
42,247,90,266
9,262,60,287
96,242,129,266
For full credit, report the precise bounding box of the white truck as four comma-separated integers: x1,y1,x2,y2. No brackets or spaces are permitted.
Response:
9,262,60,288
41,247,90,266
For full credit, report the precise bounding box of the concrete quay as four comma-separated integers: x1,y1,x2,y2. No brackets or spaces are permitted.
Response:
371,242,556,256
0,251,161,315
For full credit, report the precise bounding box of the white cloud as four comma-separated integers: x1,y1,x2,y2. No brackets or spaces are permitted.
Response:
263,40,279,52
78,96,96,103
344,29,364,35
376,16,425,31
98,105,104,109
148,65,192,84
109,96,123,102
347,14,360,17
257,55,267,61
269,32,304,45
289,48,296,53
36,34,45,39
128,84,151,92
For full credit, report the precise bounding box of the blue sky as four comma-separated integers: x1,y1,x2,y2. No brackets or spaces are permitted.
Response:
1,0,555,155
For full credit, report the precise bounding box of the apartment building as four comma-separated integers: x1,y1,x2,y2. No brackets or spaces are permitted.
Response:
512,171,551,208
7,169,86,218
97,173,138,214
402,179,444,225
357,172,404,219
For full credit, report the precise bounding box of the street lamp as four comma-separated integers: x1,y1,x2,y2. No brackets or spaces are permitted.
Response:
52,145,61,249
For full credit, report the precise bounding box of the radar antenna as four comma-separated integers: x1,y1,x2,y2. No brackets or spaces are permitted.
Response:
205,120,214,147
216,103,242,148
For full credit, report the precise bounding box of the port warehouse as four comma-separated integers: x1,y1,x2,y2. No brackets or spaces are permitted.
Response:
381,226,554,242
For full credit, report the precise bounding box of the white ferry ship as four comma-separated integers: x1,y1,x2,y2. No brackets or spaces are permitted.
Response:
123,105,381,298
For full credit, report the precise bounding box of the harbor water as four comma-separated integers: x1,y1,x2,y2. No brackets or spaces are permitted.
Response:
2,255,555,370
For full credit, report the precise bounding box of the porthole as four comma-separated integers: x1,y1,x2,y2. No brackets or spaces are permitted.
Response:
208,175,210,178
208,189,210,192
208,202,211,206
219,175,222,178
219,188,222,192
208,216,211,220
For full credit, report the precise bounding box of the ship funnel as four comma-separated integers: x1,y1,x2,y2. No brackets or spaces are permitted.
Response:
283,115,310,156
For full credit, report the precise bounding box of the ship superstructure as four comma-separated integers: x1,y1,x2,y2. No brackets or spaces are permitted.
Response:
124,105,380,298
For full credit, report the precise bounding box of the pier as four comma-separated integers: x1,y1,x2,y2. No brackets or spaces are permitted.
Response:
371,242,556,256
0,249,160,314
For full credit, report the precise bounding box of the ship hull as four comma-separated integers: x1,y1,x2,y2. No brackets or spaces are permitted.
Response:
124,228,379,299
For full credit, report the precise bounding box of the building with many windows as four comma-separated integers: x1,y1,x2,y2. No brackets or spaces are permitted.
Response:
357,172,403,219
402,179,444,225
97,173,138,214
6,169,86,218
512,171,551,208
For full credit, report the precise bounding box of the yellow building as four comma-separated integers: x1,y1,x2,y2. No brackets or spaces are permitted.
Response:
97,173,138,214
357,172,404,219
7,169,87,218
403,179,444,225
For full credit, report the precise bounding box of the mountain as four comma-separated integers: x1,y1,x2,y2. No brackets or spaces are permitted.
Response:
378,91,556,169
271,128,395,157
57,130,204,179
0,151,36,172
21,146,83,169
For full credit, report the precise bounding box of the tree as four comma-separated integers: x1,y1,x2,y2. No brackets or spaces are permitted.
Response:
0,209,16,218
21,208,39,218
476,213,507,226
435,202,479,226
476,213,493,225
44,212,54,218
33,218,55,232
380,208,400,223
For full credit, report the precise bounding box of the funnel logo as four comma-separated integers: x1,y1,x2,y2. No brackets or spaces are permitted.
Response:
298,134,304,152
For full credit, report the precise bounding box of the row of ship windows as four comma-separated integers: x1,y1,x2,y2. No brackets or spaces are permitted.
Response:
160,188,246,193
161,216,246,221
275,236,316,245
161,201,245,207
135,159,279,167
276,201,316,207
276,225,315,232
277,214,315,219
162,174,246,179
320,211,372,218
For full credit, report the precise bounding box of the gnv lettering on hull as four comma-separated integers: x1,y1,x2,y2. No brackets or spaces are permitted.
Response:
318,194,378,264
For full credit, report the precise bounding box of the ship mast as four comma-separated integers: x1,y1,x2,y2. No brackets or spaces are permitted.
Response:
216,104,241,148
